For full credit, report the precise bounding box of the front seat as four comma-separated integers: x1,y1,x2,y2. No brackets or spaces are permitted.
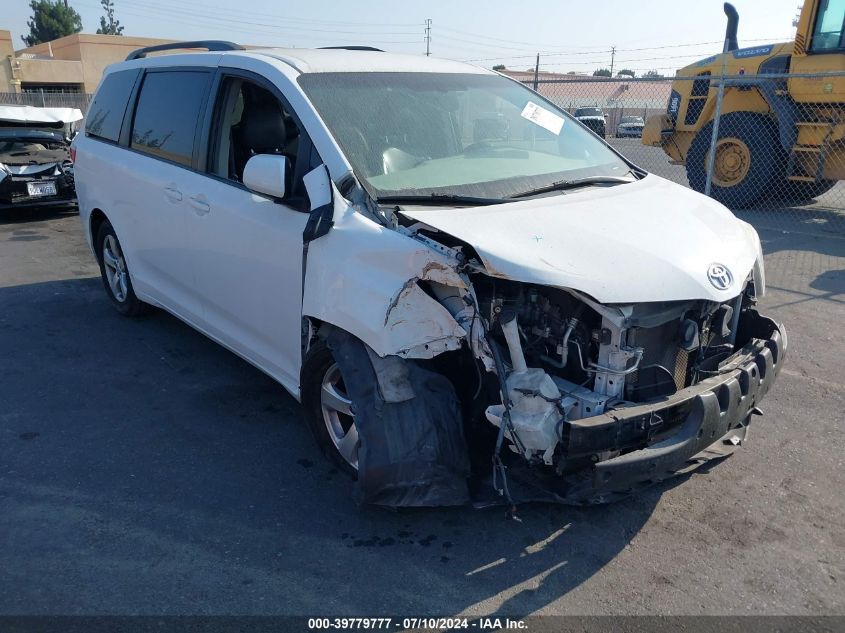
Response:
233,98,289,180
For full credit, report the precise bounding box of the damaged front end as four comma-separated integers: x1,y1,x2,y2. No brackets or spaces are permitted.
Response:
301,178,784,509
0,131,77,210
454,274,784,505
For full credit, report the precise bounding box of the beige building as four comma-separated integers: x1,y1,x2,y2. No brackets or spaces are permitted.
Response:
1,30,174,94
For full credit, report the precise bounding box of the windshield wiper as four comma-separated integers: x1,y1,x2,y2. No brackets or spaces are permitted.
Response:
509,175,635,199
376,193,506,207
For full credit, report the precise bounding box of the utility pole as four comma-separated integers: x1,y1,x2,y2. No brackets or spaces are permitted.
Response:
610,46,616,77
533,53,539,90
425,19,432,56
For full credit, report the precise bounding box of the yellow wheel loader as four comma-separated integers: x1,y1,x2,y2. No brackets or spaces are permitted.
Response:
643,1,845,207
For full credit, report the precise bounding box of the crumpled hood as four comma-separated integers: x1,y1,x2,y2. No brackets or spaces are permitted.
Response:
0,163,64,186
399,174,761,304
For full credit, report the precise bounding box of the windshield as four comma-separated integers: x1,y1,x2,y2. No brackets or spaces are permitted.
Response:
298,72,630,199
620,116,643,124
574,107,603,117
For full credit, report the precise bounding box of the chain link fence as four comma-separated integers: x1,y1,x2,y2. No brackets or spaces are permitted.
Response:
0,91,91,112
529,73,845,237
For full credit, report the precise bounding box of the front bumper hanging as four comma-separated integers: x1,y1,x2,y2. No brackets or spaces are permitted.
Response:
556,311,785,504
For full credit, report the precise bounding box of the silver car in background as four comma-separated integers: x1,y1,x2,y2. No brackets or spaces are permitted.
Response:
616,115,645,138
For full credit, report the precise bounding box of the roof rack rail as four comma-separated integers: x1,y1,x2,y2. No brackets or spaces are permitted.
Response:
126,40,244,61
319,46,384,52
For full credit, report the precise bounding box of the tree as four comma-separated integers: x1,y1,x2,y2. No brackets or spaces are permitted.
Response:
643,70,665,79
592,68,611,77
616,69,635,78
97,0,124,35
21,0,83,47
492,64,505,71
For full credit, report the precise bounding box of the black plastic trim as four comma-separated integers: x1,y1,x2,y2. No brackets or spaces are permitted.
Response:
126,40,243,61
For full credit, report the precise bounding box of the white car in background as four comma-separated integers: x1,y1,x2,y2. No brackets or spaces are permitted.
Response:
72,42,784,509
0,105,81,211
616,115,645,138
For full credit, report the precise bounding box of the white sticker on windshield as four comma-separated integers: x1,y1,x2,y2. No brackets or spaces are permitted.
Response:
520,101,564,135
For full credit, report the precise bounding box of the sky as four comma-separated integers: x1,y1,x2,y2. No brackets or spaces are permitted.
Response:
6,0,802,75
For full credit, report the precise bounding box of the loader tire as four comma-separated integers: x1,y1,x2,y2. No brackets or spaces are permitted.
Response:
686,112,780,209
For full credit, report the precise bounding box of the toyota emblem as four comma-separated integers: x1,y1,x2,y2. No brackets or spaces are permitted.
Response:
707,263,733,290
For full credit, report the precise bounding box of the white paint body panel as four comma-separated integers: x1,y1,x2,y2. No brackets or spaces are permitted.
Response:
244,48,491,75
400,174,760,304
0,105,83,124
302,201,467,359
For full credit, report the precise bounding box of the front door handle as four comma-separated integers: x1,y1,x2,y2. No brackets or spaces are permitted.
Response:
164,186,182,202
189,195,210,215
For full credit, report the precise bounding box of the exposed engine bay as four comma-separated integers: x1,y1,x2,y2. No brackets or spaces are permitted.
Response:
467,277,748,470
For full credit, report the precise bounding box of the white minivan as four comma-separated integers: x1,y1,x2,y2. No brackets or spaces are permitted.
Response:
73,42,785,508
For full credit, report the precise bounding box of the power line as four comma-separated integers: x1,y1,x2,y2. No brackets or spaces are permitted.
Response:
460,36,792,63
122,0,421,28
111,0,422,36
74,0,423,45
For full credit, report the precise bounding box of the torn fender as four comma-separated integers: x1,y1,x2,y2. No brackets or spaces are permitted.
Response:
327,327,471,507
302,201,467,359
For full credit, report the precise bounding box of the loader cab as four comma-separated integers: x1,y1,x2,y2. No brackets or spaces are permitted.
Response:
790,0,845,93
808,0,845,52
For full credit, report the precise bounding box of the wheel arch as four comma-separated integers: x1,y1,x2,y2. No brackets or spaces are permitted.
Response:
89,208,109,261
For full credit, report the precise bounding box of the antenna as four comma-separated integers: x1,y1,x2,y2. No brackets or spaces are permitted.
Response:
425,19,432,56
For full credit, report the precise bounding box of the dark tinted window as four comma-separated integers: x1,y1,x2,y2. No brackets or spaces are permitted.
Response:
131,71,210,167
86,69,139,142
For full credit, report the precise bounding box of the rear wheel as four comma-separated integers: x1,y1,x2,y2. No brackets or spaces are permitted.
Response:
686,112,780,208
301,339,358,477
96,220,148,317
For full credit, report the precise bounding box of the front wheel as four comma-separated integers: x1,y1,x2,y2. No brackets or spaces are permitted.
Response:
301,339,358,477
686,112,780,208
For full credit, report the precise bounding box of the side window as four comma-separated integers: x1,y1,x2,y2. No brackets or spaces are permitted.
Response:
812,0,845,51
86,69,139,142
209,78,302,187
130,71,210,167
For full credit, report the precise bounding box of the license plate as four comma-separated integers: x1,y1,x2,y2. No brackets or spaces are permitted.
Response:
26,181,57,197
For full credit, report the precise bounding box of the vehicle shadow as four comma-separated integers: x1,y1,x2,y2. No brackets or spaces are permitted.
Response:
0,205,77,226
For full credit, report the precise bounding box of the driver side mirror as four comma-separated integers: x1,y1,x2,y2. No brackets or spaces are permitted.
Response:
243,154,289,200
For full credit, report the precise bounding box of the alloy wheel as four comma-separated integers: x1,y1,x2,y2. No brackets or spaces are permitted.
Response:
320,363,359,469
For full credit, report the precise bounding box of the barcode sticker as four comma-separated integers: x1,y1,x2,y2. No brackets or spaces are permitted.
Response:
520,101,565,135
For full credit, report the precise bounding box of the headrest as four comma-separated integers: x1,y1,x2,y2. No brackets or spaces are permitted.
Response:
239,99,288,154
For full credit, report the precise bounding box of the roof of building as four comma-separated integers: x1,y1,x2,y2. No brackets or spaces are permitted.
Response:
499,69,673,108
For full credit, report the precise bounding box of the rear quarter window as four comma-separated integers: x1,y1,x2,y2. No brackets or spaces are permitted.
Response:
85,69,140,142
130,70,210,167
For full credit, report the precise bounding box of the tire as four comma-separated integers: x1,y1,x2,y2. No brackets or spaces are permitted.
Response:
300,338,358,478
686,112,780,208
95,220,148,317
771,178,837,204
